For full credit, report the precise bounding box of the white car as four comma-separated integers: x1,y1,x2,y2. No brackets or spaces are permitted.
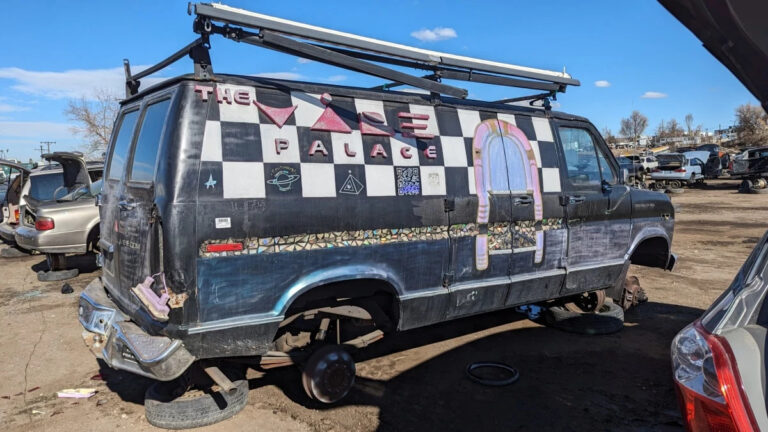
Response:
650,152,707,188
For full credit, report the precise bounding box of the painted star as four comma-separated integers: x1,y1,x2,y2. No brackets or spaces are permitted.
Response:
205,173,217,189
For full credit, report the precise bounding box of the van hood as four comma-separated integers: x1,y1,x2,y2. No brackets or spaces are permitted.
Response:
659,0,768,109
42,152,91,189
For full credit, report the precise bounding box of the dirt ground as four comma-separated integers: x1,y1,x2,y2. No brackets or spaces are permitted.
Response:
0,179,765,431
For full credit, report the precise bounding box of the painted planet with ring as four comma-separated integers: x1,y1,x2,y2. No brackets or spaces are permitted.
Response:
267,170,300,191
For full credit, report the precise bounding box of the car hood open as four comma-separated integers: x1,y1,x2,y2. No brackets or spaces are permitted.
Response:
659,0,768,109
42,152,91,189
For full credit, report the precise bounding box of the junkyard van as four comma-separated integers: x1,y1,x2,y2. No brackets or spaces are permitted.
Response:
78,3,677,424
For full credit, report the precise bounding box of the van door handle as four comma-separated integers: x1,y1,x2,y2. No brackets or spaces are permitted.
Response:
513,196,533,206
118,200,136,211
568,195,586,204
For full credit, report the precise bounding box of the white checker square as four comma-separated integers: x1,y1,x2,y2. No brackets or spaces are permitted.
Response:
364,165,395,197
300,163,336,197
291,92,324,127
497,113,517,126
531,116,554,142
354,98,386,120
331,131,364,164
218,84,259,123
222,162,265,199
201,121,222,162
407,104,439,136
390,134,419,166
441,136,468,167
457,109,481,137
420,166,446,196
530,140,542,168
468,167,477,195
542,167,561,193
260,124,300,163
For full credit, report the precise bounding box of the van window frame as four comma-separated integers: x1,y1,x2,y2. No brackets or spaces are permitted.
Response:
123,89,176,190
105,105,141,183
553,120,620,192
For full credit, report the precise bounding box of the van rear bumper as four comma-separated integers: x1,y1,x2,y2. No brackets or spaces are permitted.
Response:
78,278,195,381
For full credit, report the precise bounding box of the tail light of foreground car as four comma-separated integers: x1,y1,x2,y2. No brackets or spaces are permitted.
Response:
674,168,687,173
672,321,758,432
14,208,19,222
35,217,55,231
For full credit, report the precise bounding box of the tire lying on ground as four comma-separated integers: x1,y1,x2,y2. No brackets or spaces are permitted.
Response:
544,300,625,335
144,379,249,430
666,187,685,194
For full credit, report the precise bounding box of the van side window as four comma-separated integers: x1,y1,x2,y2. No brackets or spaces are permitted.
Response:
129,99,171,182
107,110,139,180
558,126,601,187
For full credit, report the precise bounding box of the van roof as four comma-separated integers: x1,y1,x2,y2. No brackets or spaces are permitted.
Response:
121,73,590,124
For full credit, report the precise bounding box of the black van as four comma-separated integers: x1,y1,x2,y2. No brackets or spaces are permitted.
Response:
78,3,676,427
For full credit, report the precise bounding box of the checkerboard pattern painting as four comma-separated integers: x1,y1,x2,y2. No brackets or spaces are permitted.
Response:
198,84,562,200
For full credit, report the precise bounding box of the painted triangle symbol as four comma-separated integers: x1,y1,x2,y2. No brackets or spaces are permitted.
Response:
312,107,352,133
255,102,297,128
339,172,364,195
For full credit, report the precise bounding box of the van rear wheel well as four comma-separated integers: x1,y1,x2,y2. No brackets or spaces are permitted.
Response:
87,225,100,253
629,237,669,269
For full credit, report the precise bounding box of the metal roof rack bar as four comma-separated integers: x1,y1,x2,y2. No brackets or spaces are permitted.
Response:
191,3,579,87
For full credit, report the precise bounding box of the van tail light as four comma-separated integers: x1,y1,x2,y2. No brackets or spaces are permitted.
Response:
204,243,243,253
674,168,686,173
35,217,55,231
672,321,758,432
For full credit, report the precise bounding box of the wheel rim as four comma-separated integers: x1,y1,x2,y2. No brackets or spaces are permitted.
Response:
564,290,606,313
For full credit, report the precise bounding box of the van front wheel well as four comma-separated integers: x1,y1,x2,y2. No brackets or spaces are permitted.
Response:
629,237,669,269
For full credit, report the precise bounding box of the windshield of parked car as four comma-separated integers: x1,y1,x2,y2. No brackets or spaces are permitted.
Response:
28,172,65,201
56,178,102,202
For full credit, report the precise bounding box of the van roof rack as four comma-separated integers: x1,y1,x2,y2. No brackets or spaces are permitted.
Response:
123,3,580,104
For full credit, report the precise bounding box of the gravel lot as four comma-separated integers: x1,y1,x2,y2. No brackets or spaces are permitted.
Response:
0,179,765,431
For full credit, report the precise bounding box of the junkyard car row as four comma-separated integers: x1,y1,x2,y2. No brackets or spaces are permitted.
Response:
1,1,767,430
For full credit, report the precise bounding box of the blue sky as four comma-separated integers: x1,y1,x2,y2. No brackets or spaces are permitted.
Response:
0,0,759,162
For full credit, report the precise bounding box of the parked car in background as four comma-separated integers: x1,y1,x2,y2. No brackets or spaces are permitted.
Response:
0,160,31,243
662,0,768,429
626,154,658,173
14,152,103,273
617,156,644,184
650,152,706,189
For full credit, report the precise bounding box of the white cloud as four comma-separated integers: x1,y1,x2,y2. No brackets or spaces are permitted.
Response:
253,72,304,80
296,58,313,64
0,103,30,113
410,27,458,42
0,66,164,100
594,80,611,88
326,75,347,82
641,91,668,99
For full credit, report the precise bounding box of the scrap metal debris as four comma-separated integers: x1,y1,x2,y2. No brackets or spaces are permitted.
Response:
61,283,74,294
621,276,648,310
57,388,96,398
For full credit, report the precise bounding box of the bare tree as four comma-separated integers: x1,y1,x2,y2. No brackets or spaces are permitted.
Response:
619,110,648,144
665,118,683,137
735,103,768,148
601,127,617,145
64,89,120,159
684,113,694,135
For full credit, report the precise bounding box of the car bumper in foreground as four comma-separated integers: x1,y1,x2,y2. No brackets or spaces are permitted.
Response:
78,278,194,381
14,224,87,254
0,221,16,242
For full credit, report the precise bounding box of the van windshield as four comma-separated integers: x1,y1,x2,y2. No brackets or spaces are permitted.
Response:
28,172,64,201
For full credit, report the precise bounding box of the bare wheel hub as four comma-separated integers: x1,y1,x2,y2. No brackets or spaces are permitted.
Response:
302,345,356,403
564,290,606,313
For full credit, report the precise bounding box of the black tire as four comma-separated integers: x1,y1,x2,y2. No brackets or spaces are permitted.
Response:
666,187,685,194
544,301,624,335
37,268,78,282
144,379,249,430
749,187,768,194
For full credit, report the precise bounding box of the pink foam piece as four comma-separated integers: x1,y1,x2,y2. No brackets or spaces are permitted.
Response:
135,276,170,316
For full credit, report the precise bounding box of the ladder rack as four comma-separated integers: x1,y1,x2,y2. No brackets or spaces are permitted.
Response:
123,2,580,104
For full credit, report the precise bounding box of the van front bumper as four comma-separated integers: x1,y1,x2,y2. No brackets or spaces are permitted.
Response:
78,278,195,381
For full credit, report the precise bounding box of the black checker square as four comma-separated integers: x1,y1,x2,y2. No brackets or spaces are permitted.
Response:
199,161,223,200
479,110,498,122
255,88,296,126
445,166,472,196
537,141,560,168
383,101,410,136
334,164,367,198
513,115,536,142
297,127,334,163
464,137,475,166
435,105,462,137
221,122,262,162
362,134,394,165
204,93,221,122
417,136,445,166
327,95,359,132
264,163,302,198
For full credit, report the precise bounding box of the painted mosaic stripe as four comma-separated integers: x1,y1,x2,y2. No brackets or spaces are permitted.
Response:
200,218,564,258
